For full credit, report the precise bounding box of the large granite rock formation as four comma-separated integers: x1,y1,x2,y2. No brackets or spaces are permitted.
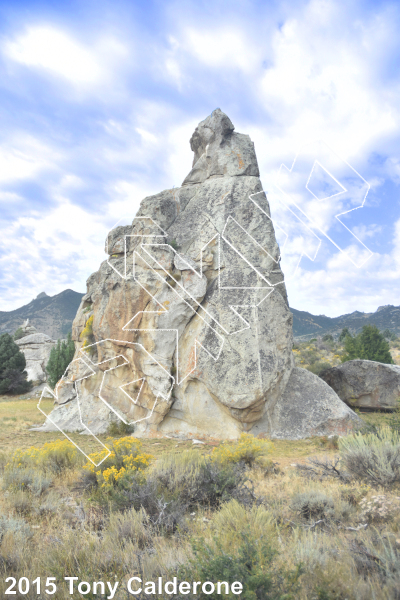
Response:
16,332,56,385
321,360,400,410
40,109,361,439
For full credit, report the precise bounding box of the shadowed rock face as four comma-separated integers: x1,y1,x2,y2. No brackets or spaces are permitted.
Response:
321,360,400,410
40,109,361,439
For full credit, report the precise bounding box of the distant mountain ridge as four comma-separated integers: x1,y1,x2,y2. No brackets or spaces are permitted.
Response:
291,304,400,339
1,288,398,342
0,290,84,340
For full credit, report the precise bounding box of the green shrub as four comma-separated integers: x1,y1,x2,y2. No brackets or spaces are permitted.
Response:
211,500,275,543
7,490,33,515
339,426,400,486
306,361,333,376
338,327,350,342
106,420,135,437
179,527,302,599
115,451,256,531
382,328,397,341
168,238,180,250
0,333,31,394
151,449,255,507
322,334,334,343
13,327,25,341
388,398,400,433
342,325,393,364
2,467,53,495
105,507,151,549
290,491,335,520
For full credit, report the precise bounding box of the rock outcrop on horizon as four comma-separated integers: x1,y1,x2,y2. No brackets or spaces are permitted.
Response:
40,109,361,439
321,360,400,410
15,326,56,386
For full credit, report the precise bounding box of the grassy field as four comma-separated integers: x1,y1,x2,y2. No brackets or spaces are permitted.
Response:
0,394,352,466
0,395,399,600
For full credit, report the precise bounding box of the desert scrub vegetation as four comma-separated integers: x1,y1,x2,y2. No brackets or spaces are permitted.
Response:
2,431,400,599
292,337,344,375
6,438,84,474
293,328,400,372
82,436,153,497
339,426,400,486
210,432,274,467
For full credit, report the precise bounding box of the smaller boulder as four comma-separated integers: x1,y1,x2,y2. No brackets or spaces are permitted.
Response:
320,360,400,410
15,333,57,385
250,367,362,439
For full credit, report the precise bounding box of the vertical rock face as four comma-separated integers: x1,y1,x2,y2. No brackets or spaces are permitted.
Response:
42,109,361,439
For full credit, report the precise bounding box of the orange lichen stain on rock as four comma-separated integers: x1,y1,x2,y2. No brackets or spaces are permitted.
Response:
230,150,244,169
157,300,170,316
183,345,197,378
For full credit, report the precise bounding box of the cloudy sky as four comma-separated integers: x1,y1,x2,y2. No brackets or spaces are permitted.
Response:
0,0,399,317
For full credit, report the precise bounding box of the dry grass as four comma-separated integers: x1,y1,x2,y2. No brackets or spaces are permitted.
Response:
1,396,400,599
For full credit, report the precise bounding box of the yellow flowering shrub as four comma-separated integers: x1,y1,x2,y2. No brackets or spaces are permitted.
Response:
81,314,94,348
7,439,82,474
84,437,153,490
211,433,274,468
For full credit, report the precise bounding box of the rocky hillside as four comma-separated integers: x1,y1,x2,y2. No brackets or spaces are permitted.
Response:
0,290,84,340
291,305,400,339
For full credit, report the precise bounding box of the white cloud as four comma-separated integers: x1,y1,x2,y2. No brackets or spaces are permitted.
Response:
4,26,103,84
1,1,400,318
183,27,261,73
58,174,86,189
135,128,157,144
256,2,400,162
0,199,107,310
0,133,62,183
0,191,24,204
285,217,400,316
3,25,129,93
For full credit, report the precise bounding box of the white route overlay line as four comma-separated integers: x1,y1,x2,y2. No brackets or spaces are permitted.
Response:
111,203,285,382
306,160,347,201
37,197,303,458
122,253,225,385
249,190,322,282
106,216,167,280
275,141,373,268
38,357,111,467
79,340,173,424
127,238,276,382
